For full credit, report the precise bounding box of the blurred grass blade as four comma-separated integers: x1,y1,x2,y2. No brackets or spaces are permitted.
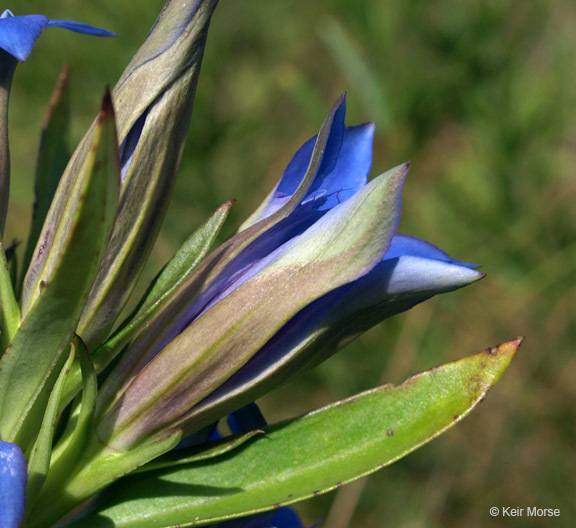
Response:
320,18,392,133
24,347,75,515
62,339,520,528
0,240,20,351
21,65,72,289
0,92,120,450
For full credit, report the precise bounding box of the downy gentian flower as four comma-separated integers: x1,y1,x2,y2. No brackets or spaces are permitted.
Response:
0,2,519,526
95,95,484,450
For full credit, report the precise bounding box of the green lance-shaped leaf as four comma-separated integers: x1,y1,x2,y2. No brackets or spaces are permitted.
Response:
97,163,407,450
0,93,120,449
59,339,521,528
24,347,75,515
29,431,182,528
21,65,72,287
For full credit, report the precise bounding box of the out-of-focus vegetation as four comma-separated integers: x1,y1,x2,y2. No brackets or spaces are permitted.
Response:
9,1,576,526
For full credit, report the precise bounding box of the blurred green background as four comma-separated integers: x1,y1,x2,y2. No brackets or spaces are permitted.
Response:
9,1,576,526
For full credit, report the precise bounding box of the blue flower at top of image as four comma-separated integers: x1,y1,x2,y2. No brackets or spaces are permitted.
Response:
0,9,116,62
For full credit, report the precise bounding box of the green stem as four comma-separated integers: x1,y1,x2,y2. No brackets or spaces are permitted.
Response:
0,49,17,236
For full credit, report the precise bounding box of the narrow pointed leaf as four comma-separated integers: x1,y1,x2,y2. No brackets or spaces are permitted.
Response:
136,200,233,316
0,50,17,235
62,339,520,528
0,93,120,449
21,64,72,284
98,164,407,449
0,241,20,351
25,347,75,513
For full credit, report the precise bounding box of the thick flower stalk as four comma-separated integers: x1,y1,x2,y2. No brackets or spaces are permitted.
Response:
0,2,521,527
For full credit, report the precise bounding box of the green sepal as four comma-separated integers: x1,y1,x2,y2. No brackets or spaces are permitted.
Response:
134,429,264,474
0,92,120,449
29,430,183,528
0,240,20,351
24,346,75,515
46,335,98,491
60,339,520,528
136,200,234,318
21,65,72,286
95,200,232,372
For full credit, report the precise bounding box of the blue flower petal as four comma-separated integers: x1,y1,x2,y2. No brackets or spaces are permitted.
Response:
385,234,479,269
0,11,115,62
0,14,49,61
46,20,117,38
253,122,374,223
169,97,367,332
268,507,306,528
0,441,27,528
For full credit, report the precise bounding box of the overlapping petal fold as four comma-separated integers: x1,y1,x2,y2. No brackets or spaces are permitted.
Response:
242,122,375,228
